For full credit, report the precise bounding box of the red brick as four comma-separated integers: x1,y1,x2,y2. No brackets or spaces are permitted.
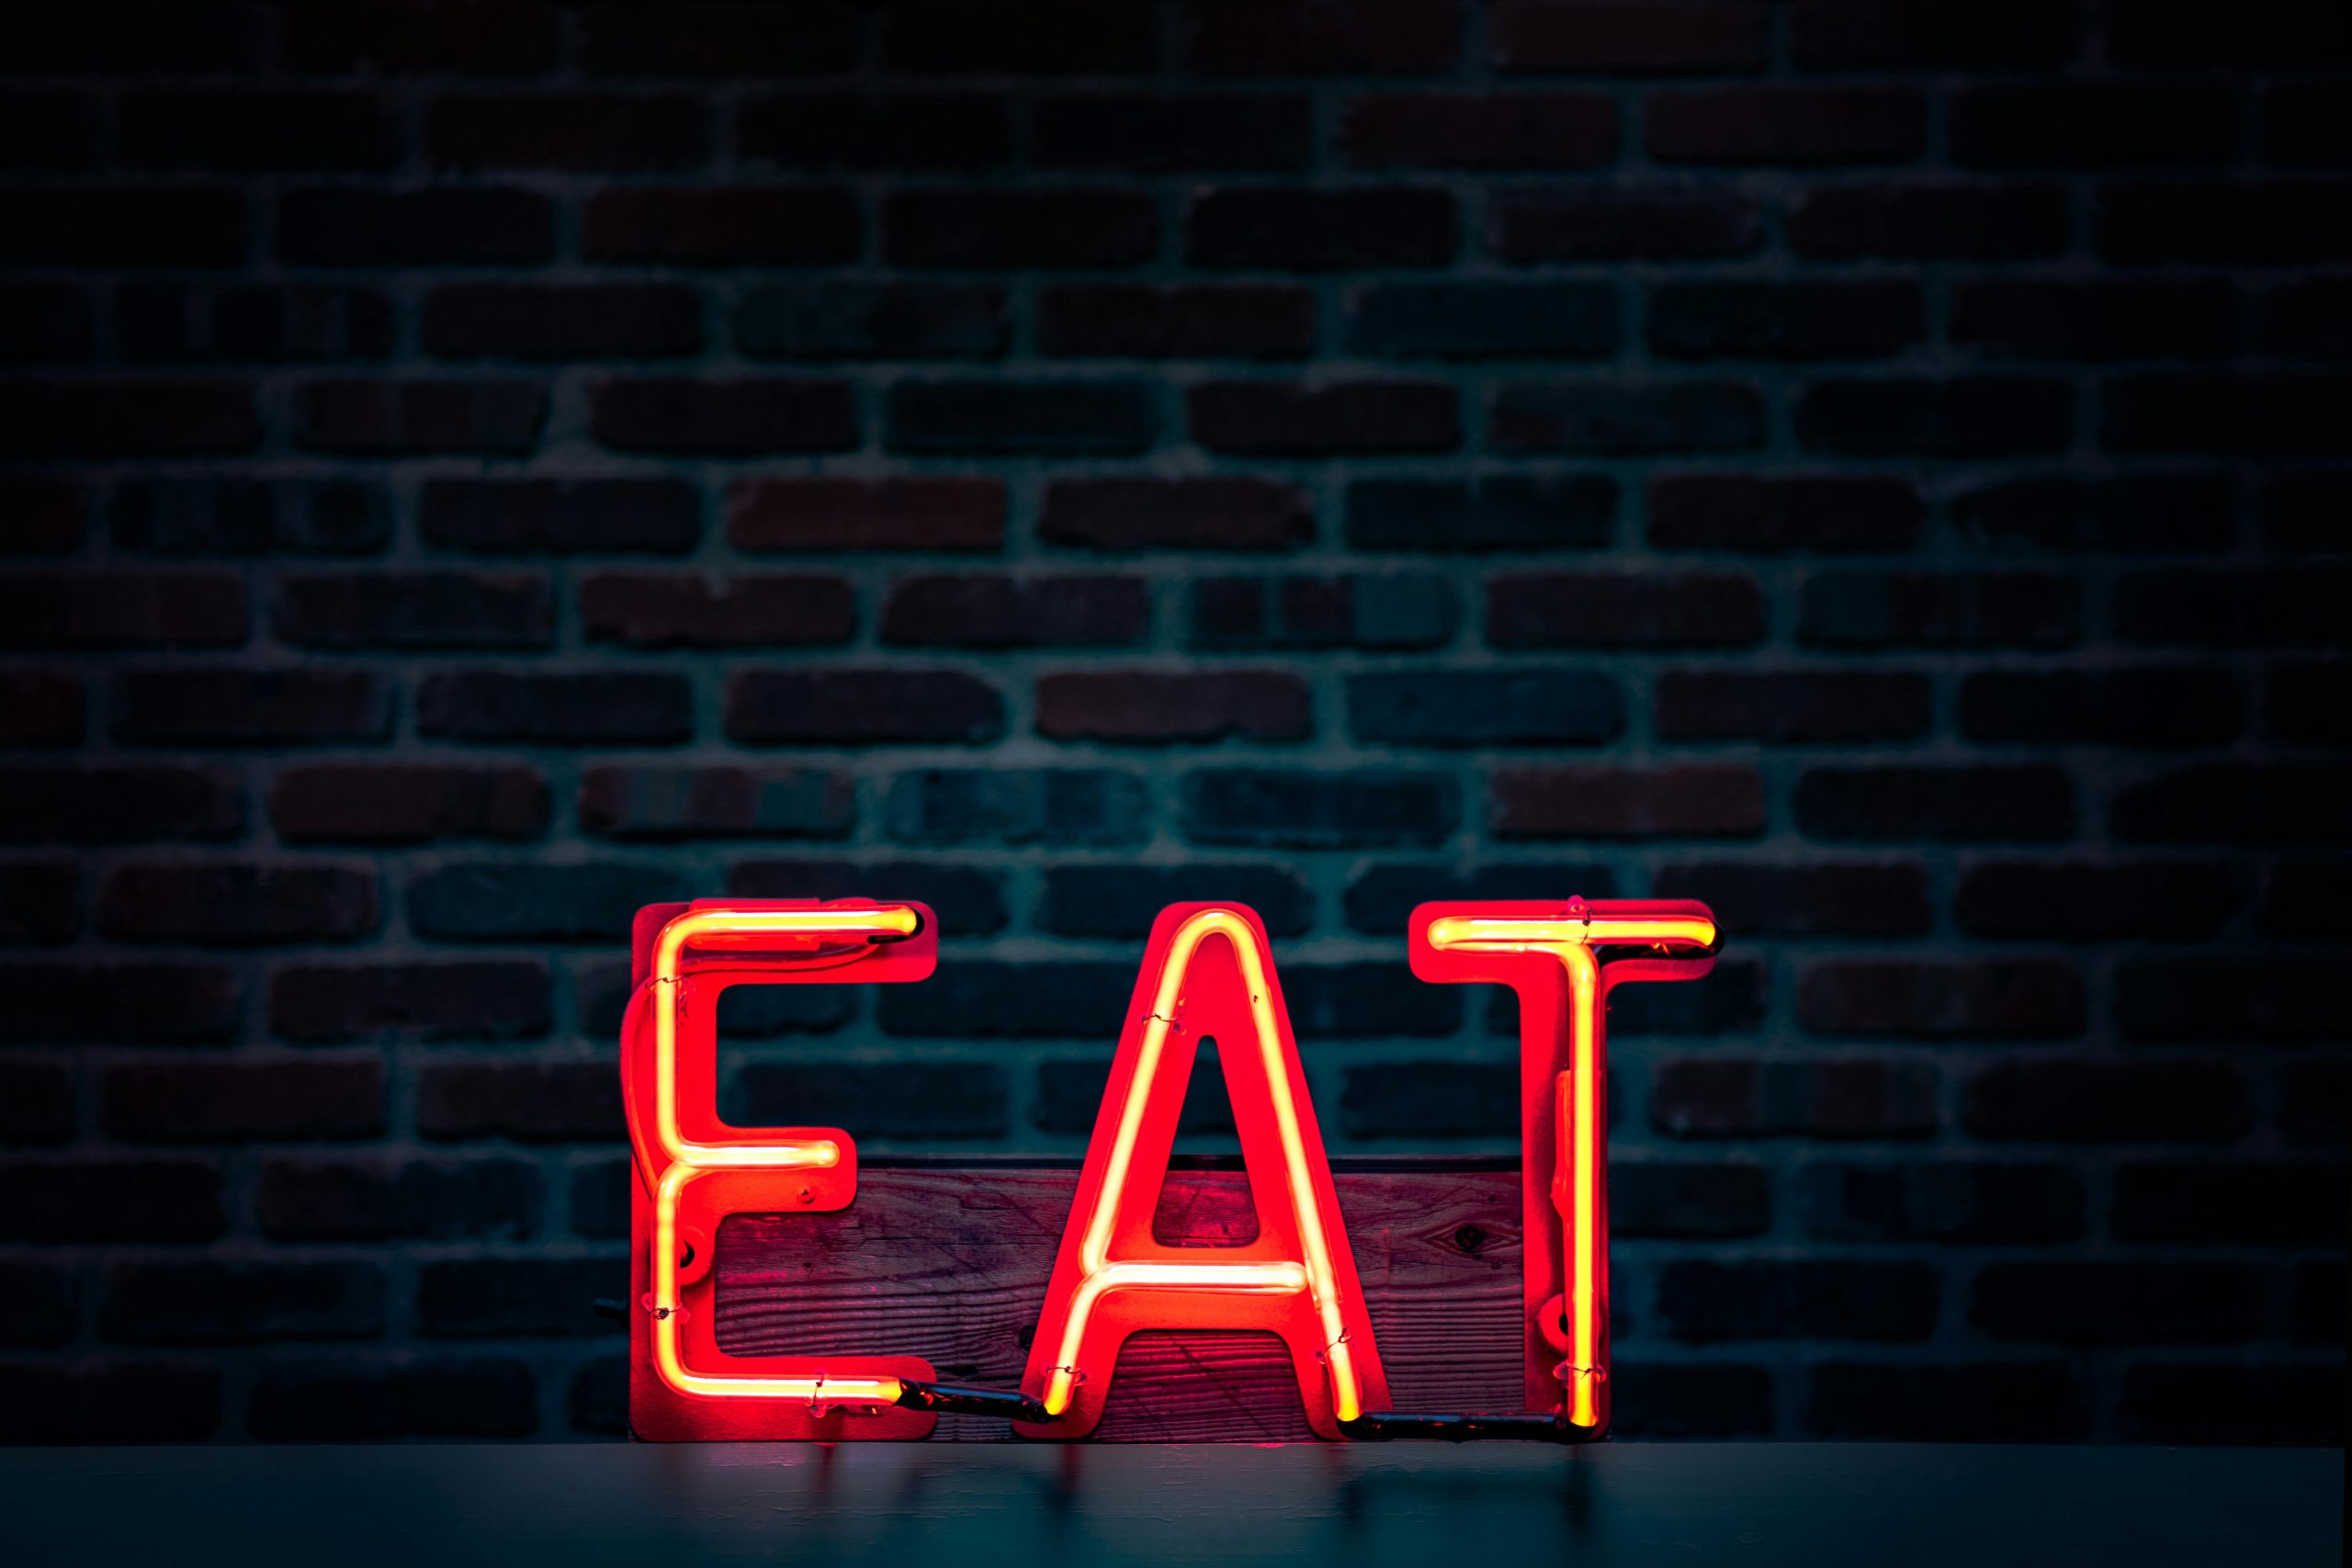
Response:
580,573,854,648
729,478,1003,553
1492,765,1765,839
1037,671,1311,744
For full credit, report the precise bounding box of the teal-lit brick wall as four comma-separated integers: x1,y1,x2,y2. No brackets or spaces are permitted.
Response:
1,0,2345,1445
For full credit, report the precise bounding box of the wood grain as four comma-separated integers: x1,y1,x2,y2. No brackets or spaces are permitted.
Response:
712,1165,1526,1441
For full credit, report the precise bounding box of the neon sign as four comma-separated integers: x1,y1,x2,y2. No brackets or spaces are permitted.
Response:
621,896,1718,1442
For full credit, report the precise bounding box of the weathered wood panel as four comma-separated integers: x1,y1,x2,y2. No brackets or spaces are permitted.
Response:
713,1165,1527,1441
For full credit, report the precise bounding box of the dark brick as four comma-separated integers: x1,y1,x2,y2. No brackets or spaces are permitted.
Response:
271,962,548,1042
1491,765,1765,840
418,671,691,746
877,962,1133,1040
1495,379,1765,454
888,379,1155,455
2292,1261,2346,1342
1342,92,1612,169
1657,671,1929,743
0,962,236,1044
101,1061,383,1144
111,478,389,558
1185,0,1463,76
0,863,74,946
1809,1362,2089,1441
426,92,707,171
117,283,394,364
1648,474,1922,553
273,765,547,845
276,572,549,649
877,0,1150,73
2261,861,2352,941
590,378,854,456
1045,478,1308,552
1190,575,1456,651
282,1,559,74
1040,285,1314,360
1964,1059,2251,1144
293,379,546,456
2114,1161,2348,1247
581,766,854,841
1958,862,2245,941
1188,187,1457,269
883,769,1147,846
1955,474,2236,555
729,671,1003,746
727,861,1007,937
0,1361,220,1444
576,1,854,74
1790,183,2068,260
409,863,689,944
2119,1363,2345,1447
0,379,258,457
1804,1162,2084,1244
0,281,92,361
1493,2,1767,73
731,478,1004,554
96,863,377,946
730,1063,1009,1140
1348,671,1623,748
1653,1058,1939,1140
419,1064,620,1143
1193,380,1458,456
1962,670,2244,749
0,766,241,844
1347,475,1613,551
1655,862,1929,936
1614,1160,1771,1238
2110,1,2352,66
101,1261,382,1345
2097,180,2352,265
2107,374,2349,457
119,90,399,172
1652,281,1923,360
739,94,1010,171
2120,567,2352,649
1348,282,1617,360
2266,81,2352,168
1344,862,1618,935
1181,769,1455,849
0,90,96,171
1799,960,2084,1040
1973,1263,2261,1344
278,186,552,266
1802,572,2078,649
2261,277,2352,362
0,1161,224,1243
417,1259,624,1338
569,1357,628,1435
1489,571,1764,648
580,573,852,649
0,1262,74,1347
424,285,700,361
1796,766,2074,842
0,186,246,268
2112,765,2352,843
1490,185,1760,261
249,1357,538,1440
582,186,858,266
1340,1063,1516,1140
0,571,246,649
1035,1055,1236,1137
0,476,84,555
739,283,1004,361
422,479,696,556
1612,1363,1775,1440
883,189,1155,270
259,1158,540,1242
1792,0,2076,68
0,1060,74,1146
1039,865,1310,940
1649,86,1926,164
1039,671,1311,744
1035,94,1313,172
0,671,80,747
1659,1261,1938,1342
884,576,1147,649
1800,378,2071,457
2117,959,2347,1043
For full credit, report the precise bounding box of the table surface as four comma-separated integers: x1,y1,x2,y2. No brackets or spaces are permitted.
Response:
5,1442,2338,1567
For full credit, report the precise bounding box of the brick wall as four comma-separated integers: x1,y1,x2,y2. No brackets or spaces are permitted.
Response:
2,0,2345,1446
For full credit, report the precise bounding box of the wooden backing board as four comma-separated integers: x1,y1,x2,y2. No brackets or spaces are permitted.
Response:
700,1160,1527,1442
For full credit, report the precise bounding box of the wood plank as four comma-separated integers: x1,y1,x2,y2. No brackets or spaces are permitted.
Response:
712,1166,1527,1441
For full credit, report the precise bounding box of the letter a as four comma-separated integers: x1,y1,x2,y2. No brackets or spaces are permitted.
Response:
1018,903,1390,1438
